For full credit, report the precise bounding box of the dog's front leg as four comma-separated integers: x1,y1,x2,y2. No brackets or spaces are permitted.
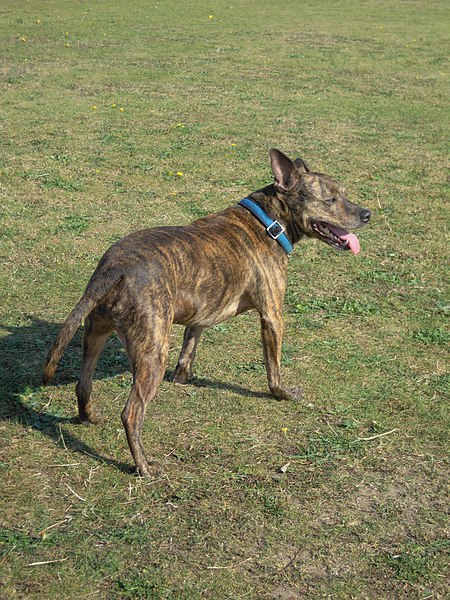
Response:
260,312,303,401
172,325,204,384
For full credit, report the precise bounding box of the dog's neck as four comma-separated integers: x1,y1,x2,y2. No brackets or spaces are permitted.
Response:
248,184,305,245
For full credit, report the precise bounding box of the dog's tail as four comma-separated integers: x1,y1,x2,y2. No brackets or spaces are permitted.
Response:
43,271,121,385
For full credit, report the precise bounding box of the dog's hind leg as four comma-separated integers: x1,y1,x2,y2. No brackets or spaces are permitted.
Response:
76,310,113,424
120,320,171,479
172,325,204,384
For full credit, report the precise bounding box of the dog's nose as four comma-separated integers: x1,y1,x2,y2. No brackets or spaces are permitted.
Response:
360,209,371,223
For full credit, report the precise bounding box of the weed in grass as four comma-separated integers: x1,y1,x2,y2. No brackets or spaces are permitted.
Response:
412,327,449,346
315,338,339,350
426,373,450,396
262,494,285,519
385,540,450,584
236,360,266,374
291,433,362,465
359,267,402,285
1,527,41,556
1,226,17,240
293,296,381,319
115,567,165,599
40,177,82,192
135,161,154,172
50,153,71,165
434,301,450,316
281,343,296,367
179,201,209,218
212,324,229,334
55,214,91,234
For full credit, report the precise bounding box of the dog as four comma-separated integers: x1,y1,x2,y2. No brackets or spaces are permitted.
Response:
43,149,371,478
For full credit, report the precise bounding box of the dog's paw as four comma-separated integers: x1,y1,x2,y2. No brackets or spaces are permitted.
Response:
79,410,102,425
136,460,162,480
171,369,193,385
271,385,303,402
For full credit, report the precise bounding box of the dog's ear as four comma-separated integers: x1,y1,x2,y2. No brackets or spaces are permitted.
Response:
270,149,300,192
294,157,310,174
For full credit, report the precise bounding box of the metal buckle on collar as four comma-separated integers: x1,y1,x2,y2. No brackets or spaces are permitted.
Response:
266,220,285,240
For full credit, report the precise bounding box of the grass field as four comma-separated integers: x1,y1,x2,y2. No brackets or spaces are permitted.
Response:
0,0,449,598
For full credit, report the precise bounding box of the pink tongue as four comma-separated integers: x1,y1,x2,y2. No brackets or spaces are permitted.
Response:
328,225,361,255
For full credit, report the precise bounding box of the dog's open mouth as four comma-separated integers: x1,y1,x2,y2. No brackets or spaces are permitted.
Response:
311,220,361,255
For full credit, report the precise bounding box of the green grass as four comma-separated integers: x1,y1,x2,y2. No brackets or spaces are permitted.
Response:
0,0,449,598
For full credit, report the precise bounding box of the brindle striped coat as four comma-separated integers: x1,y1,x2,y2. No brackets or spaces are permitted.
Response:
43,149,371,478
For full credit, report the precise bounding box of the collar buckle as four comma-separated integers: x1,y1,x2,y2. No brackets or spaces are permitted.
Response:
266,220,285,240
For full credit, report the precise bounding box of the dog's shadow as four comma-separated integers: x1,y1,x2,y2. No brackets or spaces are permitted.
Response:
0,316,267,475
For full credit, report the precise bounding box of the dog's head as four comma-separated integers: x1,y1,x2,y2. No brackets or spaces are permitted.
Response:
270,149,371,255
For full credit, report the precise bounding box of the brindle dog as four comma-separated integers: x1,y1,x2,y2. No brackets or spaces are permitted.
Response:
43,149,371,478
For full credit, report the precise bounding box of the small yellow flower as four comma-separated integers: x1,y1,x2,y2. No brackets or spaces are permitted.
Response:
65,31,69,36
64,43,71,47
20,36,27,43
208,15,213,19
119,107,124,112
111,103,116,108
91,105,97,110
177,171,183,177
230,143,236,147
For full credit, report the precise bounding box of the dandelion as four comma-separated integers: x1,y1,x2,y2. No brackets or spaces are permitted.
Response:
176,171,183,177
64,43,71,47
119,107,124,112
230,143,237,147
208,15,213,19
111,103,116,108
91,105,97,110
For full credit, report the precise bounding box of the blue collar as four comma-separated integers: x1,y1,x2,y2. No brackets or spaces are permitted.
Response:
238,197,293,256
